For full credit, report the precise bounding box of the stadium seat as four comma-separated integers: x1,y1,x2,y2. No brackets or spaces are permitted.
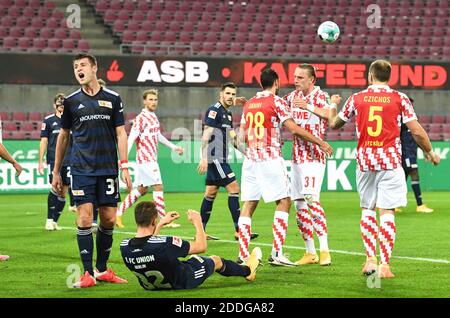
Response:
2,121,17,131
21,122,34,131
32,38,46,51
443,133,450,141
78,40,90,51
431,115,445,124
418,114,431,124
28,112,43,121
0,112,10,121
428,133,442,141
9,131,27,140
340,132,355,140
12,112,26,122
428,124,442,134
9,26,23,38
326,131,340,141
443,125,450,134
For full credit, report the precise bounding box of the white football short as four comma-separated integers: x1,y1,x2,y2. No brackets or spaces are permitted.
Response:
356,167,407,210
135,162,162,187
241,157,290,203
290,162,326,201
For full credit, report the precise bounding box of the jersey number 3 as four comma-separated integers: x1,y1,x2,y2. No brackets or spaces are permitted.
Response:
367,106,383,137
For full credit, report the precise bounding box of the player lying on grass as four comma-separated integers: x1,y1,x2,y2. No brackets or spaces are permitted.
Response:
120,201,262,290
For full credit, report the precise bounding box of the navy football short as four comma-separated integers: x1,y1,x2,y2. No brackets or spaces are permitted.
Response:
206,160,236,187
181,255,215,290
48,164,71,186
71,175,120,207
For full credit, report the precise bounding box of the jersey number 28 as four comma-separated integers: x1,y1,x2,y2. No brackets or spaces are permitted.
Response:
246,111,265,141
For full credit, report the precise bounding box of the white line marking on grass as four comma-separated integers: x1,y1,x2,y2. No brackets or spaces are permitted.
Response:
23,226,450,265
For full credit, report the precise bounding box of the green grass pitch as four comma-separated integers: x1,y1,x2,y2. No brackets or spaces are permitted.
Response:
0,192,449,298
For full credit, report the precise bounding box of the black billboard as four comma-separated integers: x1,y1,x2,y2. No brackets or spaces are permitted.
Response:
0,53,448,90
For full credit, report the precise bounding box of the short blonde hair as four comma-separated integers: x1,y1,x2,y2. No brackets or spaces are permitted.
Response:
369,59,391,82
142,89,158,100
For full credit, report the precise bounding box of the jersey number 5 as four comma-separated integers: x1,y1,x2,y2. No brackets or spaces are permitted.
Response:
246,111,265,141
367,106,383,137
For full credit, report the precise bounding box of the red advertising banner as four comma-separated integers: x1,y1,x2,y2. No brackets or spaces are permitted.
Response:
0,53,448,89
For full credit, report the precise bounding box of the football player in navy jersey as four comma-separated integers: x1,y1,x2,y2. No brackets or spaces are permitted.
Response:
197,82,258,241
52,53,132,288
120,201,262,290
39,93,71,231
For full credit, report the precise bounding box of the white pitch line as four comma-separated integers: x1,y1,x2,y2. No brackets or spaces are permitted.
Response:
21,226,450,265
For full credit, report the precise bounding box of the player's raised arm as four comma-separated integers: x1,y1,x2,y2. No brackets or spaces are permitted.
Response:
405,120,440,165
186,209,207,254
116,125,132,192
154,211,180,235
284,119,333,156
197,126,214,174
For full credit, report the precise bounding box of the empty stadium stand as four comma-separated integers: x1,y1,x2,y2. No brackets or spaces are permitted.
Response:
1,0,449,59
89,0,449,60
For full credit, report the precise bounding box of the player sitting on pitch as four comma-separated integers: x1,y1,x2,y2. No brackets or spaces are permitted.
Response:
120,201,262,290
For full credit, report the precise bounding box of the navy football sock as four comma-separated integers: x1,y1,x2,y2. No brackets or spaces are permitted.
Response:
77,226,94,275
217,258,250,277
47,191,58,219
95,226,113,272
53,196,66,222
412,181,423,206
228,194,240,231
200,196,215,229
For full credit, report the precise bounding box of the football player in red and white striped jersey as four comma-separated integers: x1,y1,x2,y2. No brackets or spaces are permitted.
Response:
116,89,183,228
329,60,440,278
237,68,333,267
283,64,342,266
